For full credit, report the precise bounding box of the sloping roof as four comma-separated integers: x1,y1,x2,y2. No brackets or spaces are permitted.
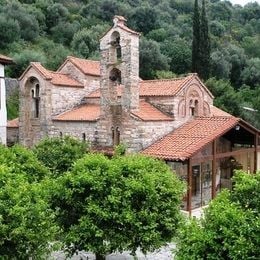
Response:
142,116,240,161
60,56,100,76
132,100,173,121
0,54,13,65
7,118,19,128
53,104,100,122
211,106,232,117
19,62,83,88
53,100,173,122
88,75,194,98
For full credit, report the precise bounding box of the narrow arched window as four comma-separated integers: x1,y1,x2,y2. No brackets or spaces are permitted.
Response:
109,68,121,85
111,127,115,145
194,100,199,116
32,83,40,118
59,132,63,138
110,31,121,63
115,127,120,146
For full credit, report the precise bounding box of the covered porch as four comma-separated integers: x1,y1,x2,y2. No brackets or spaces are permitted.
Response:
142,116,260,215
167,120,260,213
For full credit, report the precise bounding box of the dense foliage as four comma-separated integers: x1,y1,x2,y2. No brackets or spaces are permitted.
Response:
33,136,89,177
175,170,260,259
50,153,185,259
2,0,260,126
0,145,58,258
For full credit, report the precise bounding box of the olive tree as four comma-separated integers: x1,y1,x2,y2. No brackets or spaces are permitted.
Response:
51,153,185,259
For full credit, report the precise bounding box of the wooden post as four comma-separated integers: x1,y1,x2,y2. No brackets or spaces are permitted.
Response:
212,140,217,198
187,159,192,215
254,133,258,173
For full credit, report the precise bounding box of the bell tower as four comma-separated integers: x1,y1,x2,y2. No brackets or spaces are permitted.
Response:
98,16,140,147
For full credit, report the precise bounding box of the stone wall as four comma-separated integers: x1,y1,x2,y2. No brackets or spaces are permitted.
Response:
50,120,98,144
58,61,100,95
5,78,18,98
19,68,52,146
7,127,19,146
51,86,87,116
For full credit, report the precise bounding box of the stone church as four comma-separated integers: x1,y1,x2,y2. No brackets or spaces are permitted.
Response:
11,16,259,214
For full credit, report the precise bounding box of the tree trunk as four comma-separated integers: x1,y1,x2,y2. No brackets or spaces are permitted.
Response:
96,253,105,260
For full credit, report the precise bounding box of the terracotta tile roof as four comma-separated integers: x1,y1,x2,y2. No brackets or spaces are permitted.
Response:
0,54,13,65
88,75,193,98
7,118,19,128
142,116,239,161
53,104,100,121
117,24,141,36
52,100,173,122
132,100,173,121
31,62,83,88
211,106,232,117
66,56,100,76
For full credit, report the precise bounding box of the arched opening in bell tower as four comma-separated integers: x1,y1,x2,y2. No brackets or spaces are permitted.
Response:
109,68,121,85
110,31,122,62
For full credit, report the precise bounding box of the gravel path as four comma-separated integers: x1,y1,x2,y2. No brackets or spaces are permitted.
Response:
51,243,175,260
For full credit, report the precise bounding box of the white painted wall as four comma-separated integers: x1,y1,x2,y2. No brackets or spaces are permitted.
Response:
0,64,7,145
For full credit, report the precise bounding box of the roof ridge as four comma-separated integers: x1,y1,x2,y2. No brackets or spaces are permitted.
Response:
142,76,189,83
68,56,100,63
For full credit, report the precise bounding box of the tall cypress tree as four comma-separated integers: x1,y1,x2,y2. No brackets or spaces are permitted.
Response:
200,0,211,79
192,0,200,74
192,0,211,79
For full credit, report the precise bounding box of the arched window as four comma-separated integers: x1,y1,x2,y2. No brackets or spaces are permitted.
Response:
112,126,120,146
189,100,195,116
82,133,86,142
109,68,121,85
110,31,122,62
31,82,40,118
189,99,199,116
194,100,199,116
115,127,120,146
59,132,63,138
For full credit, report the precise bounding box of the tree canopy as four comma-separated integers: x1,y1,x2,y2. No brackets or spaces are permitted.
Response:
175,170,260,260
50,153,185,259
2,0,260,126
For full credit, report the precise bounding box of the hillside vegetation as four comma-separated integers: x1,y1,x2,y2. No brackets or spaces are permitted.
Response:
1,0,260,127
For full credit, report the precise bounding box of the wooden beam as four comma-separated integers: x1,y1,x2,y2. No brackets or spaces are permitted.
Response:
212,140,216,199
254,133,258,173
187,159,192,215
191,148,257,164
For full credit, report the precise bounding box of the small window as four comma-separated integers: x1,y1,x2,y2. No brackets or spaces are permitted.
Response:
32,83,40,118
111,127,115,145
115,127,120,146
59,132,63,138
109,68,121,84
82,133,86,142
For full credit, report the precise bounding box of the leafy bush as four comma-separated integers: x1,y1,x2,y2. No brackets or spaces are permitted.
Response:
175,171,260,260
51,153,185,258
0,144,49,182
0,164,58,259
33,136,88,176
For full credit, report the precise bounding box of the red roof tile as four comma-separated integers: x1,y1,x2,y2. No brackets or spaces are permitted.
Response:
0,54,13,65
132,100,173,121
142,116,239,161
211,106,232,117
53,100,173,122
66,56,100,76
7,118,19,128
53,104,100,121
31,63,83,88
88,75,193,98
